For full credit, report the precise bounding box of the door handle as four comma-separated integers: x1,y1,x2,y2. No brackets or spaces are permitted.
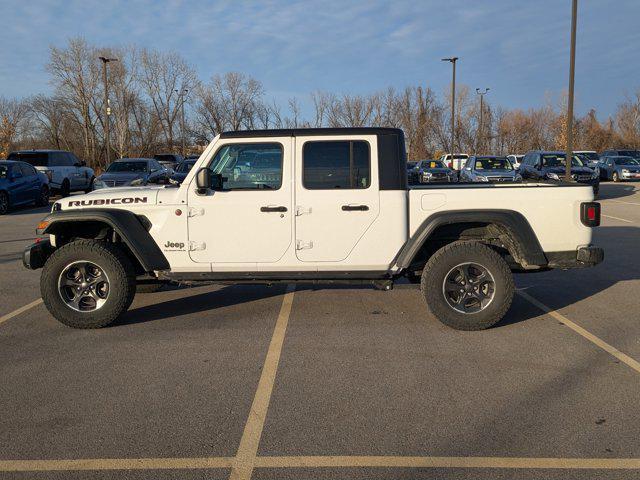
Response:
341,204,369,211
260,206,287,212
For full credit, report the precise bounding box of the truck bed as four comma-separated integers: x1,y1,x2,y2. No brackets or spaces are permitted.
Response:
408,183,595,253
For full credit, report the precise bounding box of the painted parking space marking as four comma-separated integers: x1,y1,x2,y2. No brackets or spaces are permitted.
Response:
0,298,43,326
0,457,233,472
602,214,633,223
229,284,296,480
518,290,640,374
255,455,640,470
607,199,640,206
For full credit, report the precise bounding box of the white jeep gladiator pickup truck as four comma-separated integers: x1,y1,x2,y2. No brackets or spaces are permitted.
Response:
23,128,603,330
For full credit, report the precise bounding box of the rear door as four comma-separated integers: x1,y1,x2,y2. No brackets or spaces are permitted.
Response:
187,137,293,264
9,164,28,204
294,135,379,262
19,163,40,200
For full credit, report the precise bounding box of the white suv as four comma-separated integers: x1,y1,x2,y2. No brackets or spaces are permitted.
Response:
7,150,95,196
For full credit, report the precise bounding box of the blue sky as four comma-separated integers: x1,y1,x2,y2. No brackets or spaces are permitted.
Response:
1,0,639,118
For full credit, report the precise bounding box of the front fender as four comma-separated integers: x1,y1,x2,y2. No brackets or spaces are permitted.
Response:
37,208,169,272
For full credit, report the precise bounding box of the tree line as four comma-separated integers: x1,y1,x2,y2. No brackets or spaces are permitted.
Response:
1,37,640,170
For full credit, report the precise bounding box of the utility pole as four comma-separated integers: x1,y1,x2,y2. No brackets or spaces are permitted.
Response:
476,88,490,154
565,0,578,182
175,88,188,156
99,56,118,166
442,57,458,166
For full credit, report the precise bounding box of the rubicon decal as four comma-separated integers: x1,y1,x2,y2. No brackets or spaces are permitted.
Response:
68,197,148,207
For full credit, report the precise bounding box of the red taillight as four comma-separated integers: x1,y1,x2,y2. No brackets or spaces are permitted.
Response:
580,202,600,227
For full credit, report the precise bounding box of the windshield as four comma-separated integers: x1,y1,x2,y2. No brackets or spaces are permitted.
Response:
577,152,599,161
0,165,7,179
452,154,468,159
154,155,177,162
106,161,148,173
541,154,583,167
7,152,48,166
176,160,196,173
474,157,512,170
618,150,640,159
615,157,640,165
422,160,446,169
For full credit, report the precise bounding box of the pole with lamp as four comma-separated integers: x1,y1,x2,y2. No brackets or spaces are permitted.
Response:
98,56,118,166
475,88,490,155
175,88,189,157
441,57,458,167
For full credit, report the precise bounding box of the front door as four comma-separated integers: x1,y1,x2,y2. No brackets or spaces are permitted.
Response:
294,135,380,262
187,137,293,264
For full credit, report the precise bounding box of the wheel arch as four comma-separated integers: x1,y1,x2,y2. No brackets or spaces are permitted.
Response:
38,208,169,273
395,209,547,271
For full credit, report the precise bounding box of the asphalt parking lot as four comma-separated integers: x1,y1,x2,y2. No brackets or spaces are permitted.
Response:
1,183,639,480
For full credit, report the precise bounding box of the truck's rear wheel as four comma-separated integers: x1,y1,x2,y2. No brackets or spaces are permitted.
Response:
420,241,514,330
41,240,136,328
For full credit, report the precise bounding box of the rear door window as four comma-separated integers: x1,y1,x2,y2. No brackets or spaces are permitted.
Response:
303,141,370,189
19,163,37,176
7,152,49,167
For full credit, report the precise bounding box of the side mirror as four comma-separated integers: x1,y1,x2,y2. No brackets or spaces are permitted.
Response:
195,168,211,194
535,163,542,170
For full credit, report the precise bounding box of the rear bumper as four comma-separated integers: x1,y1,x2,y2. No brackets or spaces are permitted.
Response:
546,246,604,269
23,239,53,270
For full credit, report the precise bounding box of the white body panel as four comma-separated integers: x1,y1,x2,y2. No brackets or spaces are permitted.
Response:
53,134,595,275
408,184,594,252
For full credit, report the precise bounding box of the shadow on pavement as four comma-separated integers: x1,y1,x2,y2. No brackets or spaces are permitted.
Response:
597,182,639,200
504,225,639,326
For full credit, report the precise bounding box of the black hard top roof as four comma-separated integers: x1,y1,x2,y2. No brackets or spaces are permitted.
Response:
219,127,403,138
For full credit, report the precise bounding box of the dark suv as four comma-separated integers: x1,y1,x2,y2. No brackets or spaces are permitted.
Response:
519,151,599,194
601,149,640,160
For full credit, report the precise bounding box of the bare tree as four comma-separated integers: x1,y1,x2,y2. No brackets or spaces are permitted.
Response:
139,49,198,149
0,97,30,157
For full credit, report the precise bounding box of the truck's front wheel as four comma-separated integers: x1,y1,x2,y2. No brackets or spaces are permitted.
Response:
421,241,514,330
41,240,136,328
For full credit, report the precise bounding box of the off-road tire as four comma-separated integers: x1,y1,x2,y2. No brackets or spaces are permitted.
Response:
0,191,9,215
59,179,71,197
84,177,95,193
420,240,514,331
36,185,50,206
41,240,136,328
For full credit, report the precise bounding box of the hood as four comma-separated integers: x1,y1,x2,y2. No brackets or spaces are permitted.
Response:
478,169,517,176
54,186,161,210
98,172,148,183
546,166,593,174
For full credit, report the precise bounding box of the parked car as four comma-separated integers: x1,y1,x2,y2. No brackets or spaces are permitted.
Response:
0,160,50,215
94,158,171,189
6,150,94,196
600,149,640,160
439,153,469,171
170,159,197,183
413,160,457,183
519,151,599,194
574,151,600,168
597,155,640,182
459,156,522,183
153,154,183,173
506,154,524,169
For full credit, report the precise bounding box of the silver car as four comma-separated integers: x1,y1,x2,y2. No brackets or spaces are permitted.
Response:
459,156,523,183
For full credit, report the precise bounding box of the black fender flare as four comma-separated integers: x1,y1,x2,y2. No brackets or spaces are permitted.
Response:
38,209,170,272
394,209,547,269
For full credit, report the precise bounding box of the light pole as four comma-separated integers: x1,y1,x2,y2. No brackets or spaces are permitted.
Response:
442,57,458,165
99,56,118,166
175,88,188,156
565,0,578,182
476,88,490,154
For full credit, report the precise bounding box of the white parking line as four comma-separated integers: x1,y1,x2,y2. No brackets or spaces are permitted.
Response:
608,200,640,206
518,291,640,374
602,214,633,223
0,298,43,326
